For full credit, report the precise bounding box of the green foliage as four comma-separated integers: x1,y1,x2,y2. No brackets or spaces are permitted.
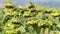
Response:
0,0,60,34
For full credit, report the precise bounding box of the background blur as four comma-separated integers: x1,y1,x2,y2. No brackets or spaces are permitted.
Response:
0,0,60,8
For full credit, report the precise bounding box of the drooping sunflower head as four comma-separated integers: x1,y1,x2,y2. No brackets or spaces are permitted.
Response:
4,0,15,8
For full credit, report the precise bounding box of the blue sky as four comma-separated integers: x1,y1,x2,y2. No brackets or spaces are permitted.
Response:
0,0,60,8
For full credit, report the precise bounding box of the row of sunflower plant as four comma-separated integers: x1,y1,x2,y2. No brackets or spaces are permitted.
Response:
0,0,60,34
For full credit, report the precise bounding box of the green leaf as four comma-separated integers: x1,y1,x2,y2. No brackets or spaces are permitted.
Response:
18,26,26,33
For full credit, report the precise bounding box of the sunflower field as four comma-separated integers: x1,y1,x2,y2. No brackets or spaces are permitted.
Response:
0,0,60,34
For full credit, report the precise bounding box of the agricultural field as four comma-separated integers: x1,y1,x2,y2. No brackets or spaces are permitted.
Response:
0,0,60,34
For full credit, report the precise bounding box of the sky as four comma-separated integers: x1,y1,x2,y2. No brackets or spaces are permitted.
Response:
0,0,60,8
